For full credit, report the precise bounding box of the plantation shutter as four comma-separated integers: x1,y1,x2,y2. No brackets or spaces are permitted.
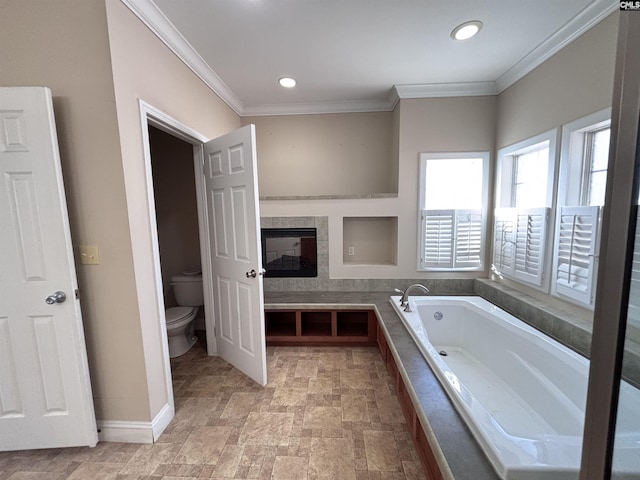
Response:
455,210,484,267
493,209,516,277
421,209,483,270
553,205,600,305
513,208,549,286
421,210,454,268
493,207,549,285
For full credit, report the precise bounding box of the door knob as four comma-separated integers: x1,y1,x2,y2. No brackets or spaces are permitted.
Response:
245,269,266,278
45,291,67,305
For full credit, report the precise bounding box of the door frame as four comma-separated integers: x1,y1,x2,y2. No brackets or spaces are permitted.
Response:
136,100,217,422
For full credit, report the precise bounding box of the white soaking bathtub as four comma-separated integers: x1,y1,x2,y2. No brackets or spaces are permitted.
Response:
390,295,640,480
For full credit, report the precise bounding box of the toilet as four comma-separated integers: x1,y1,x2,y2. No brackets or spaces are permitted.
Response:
165,270,204,358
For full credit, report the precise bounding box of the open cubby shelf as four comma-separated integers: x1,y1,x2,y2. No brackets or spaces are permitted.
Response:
264,308,377,346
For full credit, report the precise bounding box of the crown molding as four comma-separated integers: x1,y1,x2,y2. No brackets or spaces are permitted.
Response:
496,0,618,92
121,0,244,115
242,99,395,116
394,82,498,99
122,0,616,116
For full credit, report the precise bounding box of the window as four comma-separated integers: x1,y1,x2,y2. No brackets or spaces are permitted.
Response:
582,126,610,206
551,109,611,306
512,145,550,208
418,152,489,271
493,130,557,288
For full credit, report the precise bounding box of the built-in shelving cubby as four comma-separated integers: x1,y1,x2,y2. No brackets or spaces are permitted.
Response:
265,308,376,346
343,216,398,266
264,310,297,337
300,311,332,336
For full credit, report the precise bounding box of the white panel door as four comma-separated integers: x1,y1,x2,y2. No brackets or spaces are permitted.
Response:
0,87,97,450
204,125,267,386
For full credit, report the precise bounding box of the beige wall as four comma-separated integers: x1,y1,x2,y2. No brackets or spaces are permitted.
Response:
260,95,497,279
1,0,241,426
149,127,201,307
396,96,497,275
492,13,618,318
243,112,395,197
0,0,150,422
497,13,618,149
104,0,241,420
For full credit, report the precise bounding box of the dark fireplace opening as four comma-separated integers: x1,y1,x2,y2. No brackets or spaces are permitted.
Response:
261,228,317,278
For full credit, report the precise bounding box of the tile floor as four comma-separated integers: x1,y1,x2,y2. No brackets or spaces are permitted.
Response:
0,343,425,479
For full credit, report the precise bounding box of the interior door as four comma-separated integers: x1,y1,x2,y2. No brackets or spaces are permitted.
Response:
0,87,97,450
203,125,267,386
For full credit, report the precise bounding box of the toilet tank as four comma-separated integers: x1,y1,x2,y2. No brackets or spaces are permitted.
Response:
171,273,204,306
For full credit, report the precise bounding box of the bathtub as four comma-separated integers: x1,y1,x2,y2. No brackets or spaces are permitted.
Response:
390,295,640,480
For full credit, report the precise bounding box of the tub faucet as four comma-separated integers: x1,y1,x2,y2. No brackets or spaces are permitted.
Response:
401,284,430,312
393,288,407,308
490,263,504,280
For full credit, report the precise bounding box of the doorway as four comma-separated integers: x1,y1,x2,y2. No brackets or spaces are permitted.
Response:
148,126,207,348
137,101,268,437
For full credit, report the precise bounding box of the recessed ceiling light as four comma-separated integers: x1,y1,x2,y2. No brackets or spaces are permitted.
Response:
278,77,296,88
451,20,483,41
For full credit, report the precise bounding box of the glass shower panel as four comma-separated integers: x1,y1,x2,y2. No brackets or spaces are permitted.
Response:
611,209,640,479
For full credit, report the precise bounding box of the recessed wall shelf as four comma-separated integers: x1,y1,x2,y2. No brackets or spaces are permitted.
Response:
343,216,398,266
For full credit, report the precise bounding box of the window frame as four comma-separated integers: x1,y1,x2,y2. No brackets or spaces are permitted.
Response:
556,108,611,208
495,129,558,210
580,126,610,206
493,129,559,291
550,108,611,308
417,151,490,272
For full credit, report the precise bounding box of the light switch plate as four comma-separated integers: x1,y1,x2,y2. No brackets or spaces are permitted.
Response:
79,245,100,265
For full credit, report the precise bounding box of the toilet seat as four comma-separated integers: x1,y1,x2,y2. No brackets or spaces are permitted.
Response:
166,306,196,326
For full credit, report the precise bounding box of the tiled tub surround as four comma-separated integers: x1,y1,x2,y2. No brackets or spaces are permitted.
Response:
265,291,499,480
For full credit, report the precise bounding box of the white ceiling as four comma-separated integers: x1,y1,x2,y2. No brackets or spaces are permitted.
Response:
125,0,617,116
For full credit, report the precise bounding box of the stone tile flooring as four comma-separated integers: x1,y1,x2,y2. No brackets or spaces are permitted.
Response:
0,344,425,479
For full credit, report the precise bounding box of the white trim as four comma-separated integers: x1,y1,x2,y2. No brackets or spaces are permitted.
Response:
136,100,218,438
495,128,559,209
496,0,618,92
151,403,173,441
97,420,154,444
557,108,612,207
121,0,243,115
242,99,394,116
96,402,173,444
121,0,615,116
394,82,498,99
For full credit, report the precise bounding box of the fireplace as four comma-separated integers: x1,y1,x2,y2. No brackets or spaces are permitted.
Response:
261,228,317,278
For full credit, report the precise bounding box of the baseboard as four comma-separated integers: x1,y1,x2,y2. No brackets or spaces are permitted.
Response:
151,403,174,441
97,403,174,444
